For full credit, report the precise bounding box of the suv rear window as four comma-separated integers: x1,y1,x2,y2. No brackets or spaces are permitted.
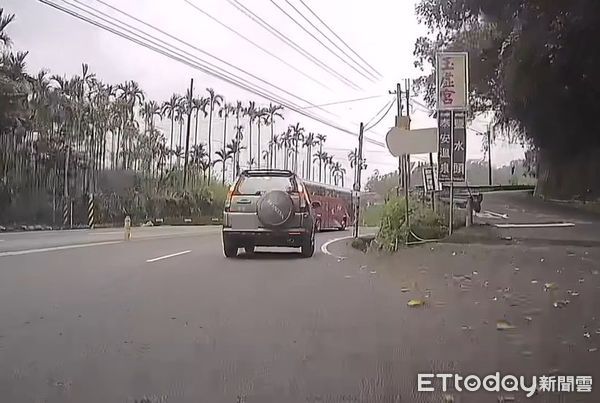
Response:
236,175,297,195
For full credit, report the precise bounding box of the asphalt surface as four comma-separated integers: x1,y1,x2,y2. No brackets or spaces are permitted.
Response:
0,192,599,402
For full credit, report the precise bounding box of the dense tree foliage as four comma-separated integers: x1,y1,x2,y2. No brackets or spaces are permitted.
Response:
414,0,600,199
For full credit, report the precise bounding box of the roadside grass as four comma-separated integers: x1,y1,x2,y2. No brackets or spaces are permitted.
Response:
358,197,466,252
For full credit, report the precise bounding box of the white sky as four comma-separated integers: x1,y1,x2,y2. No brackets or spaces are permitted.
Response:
4,0,524,184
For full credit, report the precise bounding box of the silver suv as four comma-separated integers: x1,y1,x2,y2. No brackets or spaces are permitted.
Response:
222,170,317,258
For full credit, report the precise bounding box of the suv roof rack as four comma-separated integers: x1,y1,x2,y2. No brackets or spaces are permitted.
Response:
242,169,293,177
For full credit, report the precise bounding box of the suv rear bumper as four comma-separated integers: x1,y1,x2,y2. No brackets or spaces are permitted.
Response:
222,228,309,247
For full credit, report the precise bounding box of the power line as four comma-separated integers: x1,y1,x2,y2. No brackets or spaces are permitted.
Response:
91,0,355,124
225,0,361,90
88,0,324,111
40,0,386,148
297,0,382,78
365,98,395,129
365,99,396,132
281,0,378,82
270,0,375,83
181,0,330,91
299,94,388,109
44,1,340,127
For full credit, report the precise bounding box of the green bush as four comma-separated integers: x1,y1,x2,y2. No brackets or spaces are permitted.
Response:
376,197,451,251
377,198,409,251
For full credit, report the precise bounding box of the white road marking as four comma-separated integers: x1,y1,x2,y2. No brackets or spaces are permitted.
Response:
0,241,121,258
475,210,509,219
146,250,191,263
484,210,509,219
321,235,354,258
494,222,575,228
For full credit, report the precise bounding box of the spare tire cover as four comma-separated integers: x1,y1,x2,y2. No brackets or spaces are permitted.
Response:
257,190,294,227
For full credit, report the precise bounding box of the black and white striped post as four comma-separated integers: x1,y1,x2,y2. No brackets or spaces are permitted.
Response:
88,193,95,229
63,200,69,229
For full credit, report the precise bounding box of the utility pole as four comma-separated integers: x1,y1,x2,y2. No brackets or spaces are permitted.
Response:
183,78,194,190
353,147,358,188
353,123,364,239
487,126,493,186
389,83,403,196
404,78,411,189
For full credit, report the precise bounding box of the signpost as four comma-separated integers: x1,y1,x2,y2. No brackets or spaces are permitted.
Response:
437,110,452,183
423,167,435,193
452,111,467,182
436,52,469,110
436,51,469,235
385,127,437,157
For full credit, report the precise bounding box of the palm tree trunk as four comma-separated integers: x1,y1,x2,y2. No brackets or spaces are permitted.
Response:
257,123,261,169
319,144,323,182
222,117,227,185
169,117,174,167
248,121,253,169
64,145,70,199
269,120,274,168
208,107,214,184
306,145,311,181
178,120,183,168
295,143,299,174
194,110,199,146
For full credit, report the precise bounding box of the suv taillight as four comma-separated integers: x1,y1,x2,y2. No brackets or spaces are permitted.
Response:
224,185,236,211
297,183,309,212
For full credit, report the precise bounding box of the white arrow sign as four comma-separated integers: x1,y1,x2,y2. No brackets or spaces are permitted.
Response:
385,127,438,157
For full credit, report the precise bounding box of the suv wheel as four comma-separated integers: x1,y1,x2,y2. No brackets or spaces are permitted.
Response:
244,245,255,254
301,233,315,258
223,237,238,258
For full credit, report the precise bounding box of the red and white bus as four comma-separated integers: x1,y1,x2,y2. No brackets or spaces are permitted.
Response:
303,181,353,232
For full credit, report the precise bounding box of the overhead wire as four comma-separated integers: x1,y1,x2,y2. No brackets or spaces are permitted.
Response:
364,98,395,130
299,94,388,109
365,100,396,132
39,0,386,147
269,0,375,83
281,0,378,82
225,0,361,90
44,1,340,127
88,0,324,112
181,0,331,91
297,0,382,78
89,0,364,125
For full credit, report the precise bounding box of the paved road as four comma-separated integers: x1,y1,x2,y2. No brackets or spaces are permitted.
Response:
0,226,221,255
0,193,599,402
475,190,600,246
